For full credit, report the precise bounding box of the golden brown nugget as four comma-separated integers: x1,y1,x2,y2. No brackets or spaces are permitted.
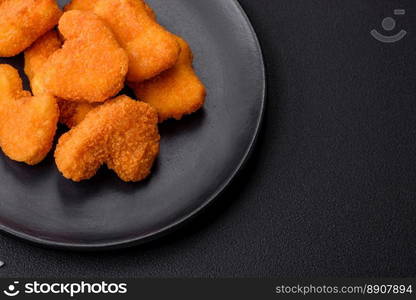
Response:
65,0,157,19
0,65,59,165
94,0,179,82
0,0,62,57
24,31,96,127
58,101,97,128
24,30,61,96
64,0,98,11
42,10,128,103
66,0,180,82
55,95,160,182
130,37,206,122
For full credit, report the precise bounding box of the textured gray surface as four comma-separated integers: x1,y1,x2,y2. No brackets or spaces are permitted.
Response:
1,0,416,277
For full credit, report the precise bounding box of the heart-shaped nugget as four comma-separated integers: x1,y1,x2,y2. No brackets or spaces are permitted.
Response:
0,65,59,165
66,0,180,82
55,95,160,182
42,10,128,103
0,0,62,57
130,36,206,122
24,30,97,128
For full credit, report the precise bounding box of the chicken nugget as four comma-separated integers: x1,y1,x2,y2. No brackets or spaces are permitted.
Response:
0,0,62,57
0,64,59,165
58,101,98,128
65,0,156,19
66,0,180,82
24,30,96,127
42,10,128,103
55,95,160,182
24,30,61,96
130,36,206,122
64,0,98,12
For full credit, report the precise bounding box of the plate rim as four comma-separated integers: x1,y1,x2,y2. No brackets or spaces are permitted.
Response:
0,0,266,251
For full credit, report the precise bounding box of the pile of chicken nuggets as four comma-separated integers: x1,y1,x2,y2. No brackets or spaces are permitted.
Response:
0,0,206,182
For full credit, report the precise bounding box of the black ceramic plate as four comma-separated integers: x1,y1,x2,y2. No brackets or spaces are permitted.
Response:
0,0,265,250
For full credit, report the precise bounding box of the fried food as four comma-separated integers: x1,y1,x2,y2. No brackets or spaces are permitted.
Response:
55,95,160,182
0,0,206,182
0,65,58,165
0,0,62,57
130,37,206,122
24,30,61,96
65,0,180,82
65,0,156,19
24,30,96,127
58,101,98,128
42,10,128,103
64,0,98,12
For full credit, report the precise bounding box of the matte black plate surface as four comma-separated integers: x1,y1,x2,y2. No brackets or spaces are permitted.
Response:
0,0,265,249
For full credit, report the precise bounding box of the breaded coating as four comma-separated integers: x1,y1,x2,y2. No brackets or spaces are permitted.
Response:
24,30,96,127
64,0,98,12
65,0,156,19
58,101,97,128
24,30,61,96
66,0,180,82
55,95,160,182
0,0,62,57
130,37,206,122
42,10,128,103
0,65,59,165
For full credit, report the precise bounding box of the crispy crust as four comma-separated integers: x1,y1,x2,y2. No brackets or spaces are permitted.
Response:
130,36,206,122
24,31,96,127
42,10,128,103
24,30,61,96
64,0,98,12
0,0,62,57
64,0,157,19
55,95,160,182
66,0,179,82
24,30,61,82
0,64,59,165
58,101,97,128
